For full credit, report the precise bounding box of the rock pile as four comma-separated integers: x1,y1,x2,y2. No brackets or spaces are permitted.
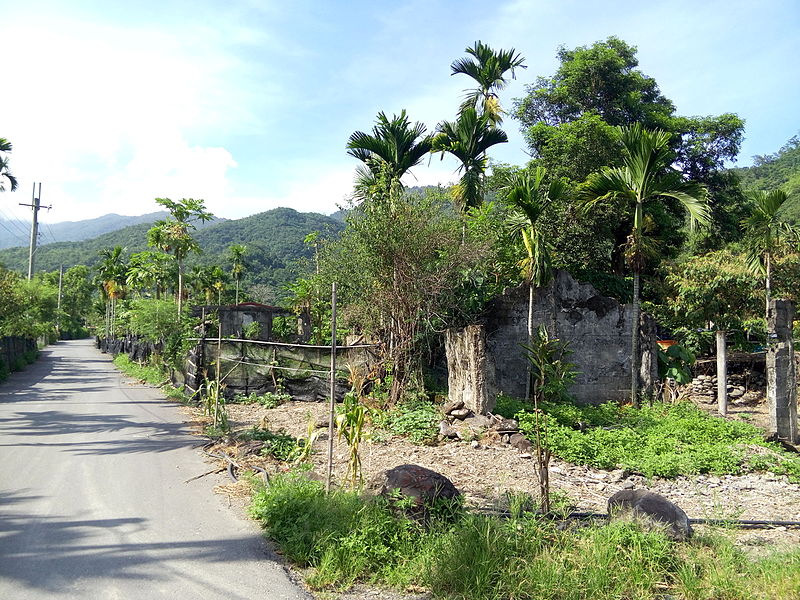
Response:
439,399,533,454
686,372,765,405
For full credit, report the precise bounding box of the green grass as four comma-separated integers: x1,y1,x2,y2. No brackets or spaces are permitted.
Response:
112,354,189,402
494,396,800,481
250,473,800,598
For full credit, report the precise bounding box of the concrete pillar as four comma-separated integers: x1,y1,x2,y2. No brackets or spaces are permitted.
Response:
767,299,798,443
445,324,495,415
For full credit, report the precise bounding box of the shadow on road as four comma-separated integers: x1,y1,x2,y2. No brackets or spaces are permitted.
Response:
0,491,276,595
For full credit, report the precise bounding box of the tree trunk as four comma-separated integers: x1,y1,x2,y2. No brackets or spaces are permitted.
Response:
630,270,641,407
525,282,534,401
766,252,772,324
235,278,240,305
717,329,728,416
177,259,184,318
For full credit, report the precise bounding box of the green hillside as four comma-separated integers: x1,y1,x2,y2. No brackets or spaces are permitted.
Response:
0,207,343,294
733,135,800,222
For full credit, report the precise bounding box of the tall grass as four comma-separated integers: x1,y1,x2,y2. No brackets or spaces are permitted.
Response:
250,473,800,599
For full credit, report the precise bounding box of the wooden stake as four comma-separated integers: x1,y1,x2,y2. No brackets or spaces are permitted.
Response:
325,282,338,493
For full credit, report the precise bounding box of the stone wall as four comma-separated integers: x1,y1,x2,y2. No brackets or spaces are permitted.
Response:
446,270,658,413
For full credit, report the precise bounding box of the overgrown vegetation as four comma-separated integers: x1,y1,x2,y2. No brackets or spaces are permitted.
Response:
372,394,439,444
249,472,800,598
495,397,800,481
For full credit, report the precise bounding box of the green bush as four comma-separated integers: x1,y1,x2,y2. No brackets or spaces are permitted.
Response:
0,360,8,382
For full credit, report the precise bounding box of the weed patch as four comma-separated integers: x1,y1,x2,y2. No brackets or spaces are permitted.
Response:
230,390,291,408
498,398,800,481
249,474,800,598
373,395,438,444
240,427,304,462
113,354,167,386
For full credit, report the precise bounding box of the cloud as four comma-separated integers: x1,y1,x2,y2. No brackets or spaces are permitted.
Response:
1,8,263,220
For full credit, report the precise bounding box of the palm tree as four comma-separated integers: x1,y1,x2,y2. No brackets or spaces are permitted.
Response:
147,198,213,316
227,244,247,304
190,265,226,305
741,189,800,320
580,124,709,405
432,107,508,210
96,246,127,337
347,110,432,199
0,138,19,192
451,41,526,125
502,167,567,400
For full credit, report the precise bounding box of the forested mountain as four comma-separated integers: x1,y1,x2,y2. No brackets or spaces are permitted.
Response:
732,135,800,222
0,208,343,294
0,211,174,250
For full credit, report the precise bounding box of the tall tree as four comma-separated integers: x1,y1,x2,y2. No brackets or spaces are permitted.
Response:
501,166,567,400
227,243,247,304
346,110,432,199
0,138,19,192
147,197,213,316
126,251,174,299
580,124,709,405
513,37,743,273
451,40,526,125
96,246,127,337
741,189,800,320
432,107,508,210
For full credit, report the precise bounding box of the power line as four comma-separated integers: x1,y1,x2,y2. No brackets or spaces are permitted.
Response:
0,219,28,246
0,205,33,241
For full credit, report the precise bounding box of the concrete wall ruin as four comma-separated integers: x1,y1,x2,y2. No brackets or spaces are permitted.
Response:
767,299,798,443
446,270,658,413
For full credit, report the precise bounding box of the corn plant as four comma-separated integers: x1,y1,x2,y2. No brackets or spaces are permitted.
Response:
335,390,369,488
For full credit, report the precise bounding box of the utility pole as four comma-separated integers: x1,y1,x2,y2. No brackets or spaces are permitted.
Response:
19,182,48,280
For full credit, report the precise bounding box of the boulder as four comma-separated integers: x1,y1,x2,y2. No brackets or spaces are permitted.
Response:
607,489,693,541
367,464,461,520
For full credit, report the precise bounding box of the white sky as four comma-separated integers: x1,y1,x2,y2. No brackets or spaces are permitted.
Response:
1,0,798,227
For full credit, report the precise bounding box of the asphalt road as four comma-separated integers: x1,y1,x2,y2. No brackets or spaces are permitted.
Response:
0,339,311,600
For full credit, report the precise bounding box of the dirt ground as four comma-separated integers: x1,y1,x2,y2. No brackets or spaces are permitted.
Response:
193,389,800,550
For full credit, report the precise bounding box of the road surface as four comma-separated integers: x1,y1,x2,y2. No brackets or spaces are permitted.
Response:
0,339,311,599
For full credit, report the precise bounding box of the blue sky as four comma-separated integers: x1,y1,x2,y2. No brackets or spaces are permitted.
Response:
1,0,798,227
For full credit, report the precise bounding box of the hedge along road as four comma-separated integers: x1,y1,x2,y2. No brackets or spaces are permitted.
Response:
0,338,311,600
